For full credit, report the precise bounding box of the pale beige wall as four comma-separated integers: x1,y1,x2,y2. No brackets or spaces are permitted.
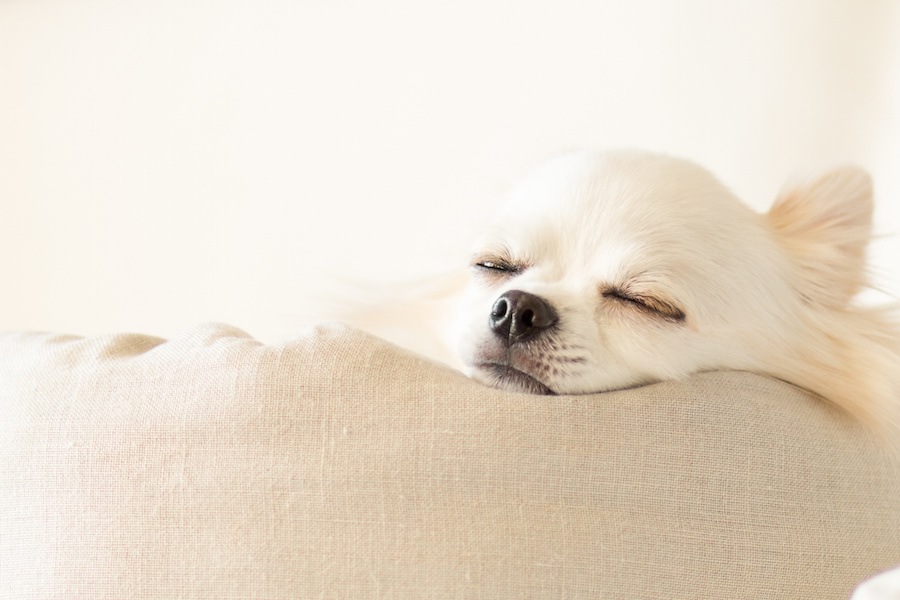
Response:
1,0,898,342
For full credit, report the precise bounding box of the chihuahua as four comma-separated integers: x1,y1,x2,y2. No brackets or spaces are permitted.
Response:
347,150,900,441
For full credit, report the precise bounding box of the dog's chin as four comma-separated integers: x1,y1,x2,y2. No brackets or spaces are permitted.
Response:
472,363,555,395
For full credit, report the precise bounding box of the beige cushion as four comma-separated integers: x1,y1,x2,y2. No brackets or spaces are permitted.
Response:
1,322,898,598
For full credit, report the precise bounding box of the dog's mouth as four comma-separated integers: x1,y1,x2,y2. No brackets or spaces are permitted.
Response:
476,362,555,395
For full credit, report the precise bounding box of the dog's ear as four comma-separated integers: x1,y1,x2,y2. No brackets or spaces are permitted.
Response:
767,166,873,307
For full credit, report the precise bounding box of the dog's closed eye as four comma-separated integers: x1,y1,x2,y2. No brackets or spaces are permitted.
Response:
602,287,686,322
472,256,526,280
475,260,518,273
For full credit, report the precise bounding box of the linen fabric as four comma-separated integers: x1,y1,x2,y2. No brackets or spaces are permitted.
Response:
1,323,898,599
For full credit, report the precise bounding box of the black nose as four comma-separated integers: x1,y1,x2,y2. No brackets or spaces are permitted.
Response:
490,290,557,345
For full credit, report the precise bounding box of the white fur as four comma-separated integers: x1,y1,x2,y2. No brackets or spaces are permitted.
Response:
349,150,900,445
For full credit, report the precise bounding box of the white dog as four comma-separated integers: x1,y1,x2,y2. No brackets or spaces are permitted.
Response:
351,150,900,441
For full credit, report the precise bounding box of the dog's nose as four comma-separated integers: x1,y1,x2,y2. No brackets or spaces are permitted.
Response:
490,290,557,345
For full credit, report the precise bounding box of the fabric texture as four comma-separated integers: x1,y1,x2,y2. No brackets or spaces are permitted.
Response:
1,322,899,599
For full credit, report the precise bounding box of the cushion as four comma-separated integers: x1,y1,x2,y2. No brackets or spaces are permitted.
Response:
1,322,898,598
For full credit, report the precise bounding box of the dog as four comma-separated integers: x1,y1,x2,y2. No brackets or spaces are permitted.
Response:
346,150,900,442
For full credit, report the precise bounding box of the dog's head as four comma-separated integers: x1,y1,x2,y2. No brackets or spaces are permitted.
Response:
455,150,874,398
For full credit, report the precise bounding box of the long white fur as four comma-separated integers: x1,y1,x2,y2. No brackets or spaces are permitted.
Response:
345,150,900,445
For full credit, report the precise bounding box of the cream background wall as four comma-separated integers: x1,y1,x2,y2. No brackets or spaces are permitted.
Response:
2,0,899,343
